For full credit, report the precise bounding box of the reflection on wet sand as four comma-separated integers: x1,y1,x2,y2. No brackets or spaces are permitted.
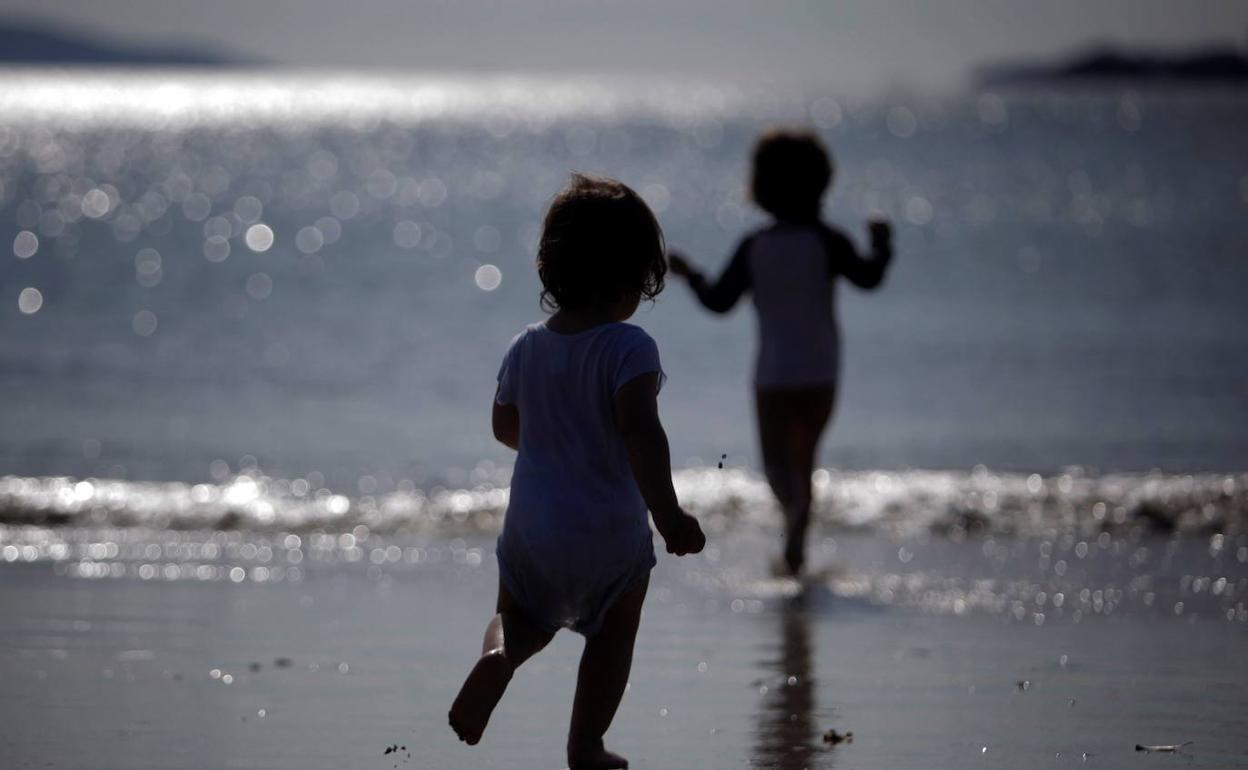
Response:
752,594,828,770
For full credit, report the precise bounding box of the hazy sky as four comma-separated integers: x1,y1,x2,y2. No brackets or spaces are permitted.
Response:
2,0,1246,88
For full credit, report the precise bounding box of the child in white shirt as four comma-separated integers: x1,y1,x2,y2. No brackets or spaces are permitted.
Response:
449,174,705,770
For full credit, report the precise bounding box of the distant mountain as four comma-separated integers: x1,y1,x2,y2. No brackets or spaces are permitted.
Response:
978,45,1248,86
0,19,261,66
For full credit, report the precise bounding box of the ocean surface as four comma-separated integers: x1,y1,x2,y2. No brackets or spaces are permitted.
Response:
1,69,1247,536
2,71,1248,769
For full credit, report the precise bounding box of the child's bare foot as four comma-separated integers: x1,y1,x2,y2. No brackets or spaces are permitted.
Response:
448,649,513,745
771,547,805,578
783,533,805,576
568,741,629,770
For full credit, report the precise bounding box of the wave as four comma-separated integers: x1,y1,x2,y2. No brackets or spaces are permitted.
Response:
1,467,1243,539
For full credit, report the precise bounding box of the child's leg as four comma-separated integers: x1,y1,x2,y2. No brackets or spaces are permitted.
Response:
449,578,555,745
566,574,649,770
755,390,795,512
779,388,835,574
756,388,835,575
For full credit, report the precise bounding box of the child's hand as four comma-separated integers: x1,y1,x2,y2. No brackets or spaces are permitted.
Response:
656,509,706,556
867,217,892,246
666,250,695,279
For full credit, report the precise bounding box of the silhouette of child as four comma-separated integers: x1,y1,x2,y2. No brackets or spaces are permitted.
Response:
668,128,893,576
449,174,706,770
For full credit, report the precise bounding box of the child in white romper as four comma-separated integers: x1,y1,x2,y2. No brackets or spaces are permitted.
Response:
670,128,894,576
449,174,706,770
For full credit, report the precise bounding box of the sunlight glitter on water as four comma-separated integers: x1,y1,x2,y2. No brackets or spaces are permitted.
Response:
2,521,1245,625
0,69,756,128
3,466,1246,624
1,468,1245,547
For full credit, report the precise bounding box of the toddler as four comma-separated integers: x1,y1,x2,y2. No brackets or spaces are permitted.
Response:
448,174,705,770
669,128,893,575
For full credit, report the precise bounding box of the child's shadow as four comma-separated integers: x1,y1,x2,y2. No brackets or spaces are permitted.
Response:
751,594,839,770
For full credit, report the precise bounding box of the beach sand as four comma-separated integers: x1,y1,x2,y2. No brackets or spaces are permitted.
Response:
2,531,1247,769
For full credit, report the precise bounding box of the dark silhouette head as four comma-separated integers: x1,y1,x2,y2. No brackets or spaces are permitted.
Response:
750,128,833,222
537,174,666,312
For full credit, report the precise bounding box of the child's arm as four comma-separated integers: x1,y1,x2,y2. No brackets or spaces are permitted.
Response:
492,392,519,450
614,373,706,556
668,242,750,314
820,220,893,289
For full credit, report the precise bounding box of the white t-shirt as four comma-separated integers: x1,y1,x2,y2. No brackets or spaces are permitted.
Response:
495,321,663,607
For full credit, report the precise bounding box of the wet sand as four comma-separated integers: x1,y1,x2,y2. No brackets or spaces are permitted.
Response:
2,533,1247,769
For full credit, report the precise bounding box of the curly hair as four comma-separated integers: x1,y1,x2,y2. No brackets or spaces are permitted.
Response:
536,174,666,312
750,128,834,222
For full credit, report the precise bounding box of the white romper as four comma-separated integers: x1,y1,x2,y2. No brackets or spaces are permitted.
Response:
684,220,893,388
494,321,662,636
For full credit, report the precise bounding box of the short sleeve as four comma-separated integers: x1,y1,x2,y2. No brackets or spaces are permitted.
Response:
496,333,523,405
613,329,666,394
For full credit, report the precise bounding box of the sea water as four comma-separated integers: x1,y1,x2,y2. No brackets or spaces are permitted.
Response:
1,70,1247,596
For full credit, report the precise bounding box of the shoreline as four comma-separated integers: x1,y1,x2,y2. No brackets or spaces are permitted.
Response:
3,530,1247,769
2,467,1245,540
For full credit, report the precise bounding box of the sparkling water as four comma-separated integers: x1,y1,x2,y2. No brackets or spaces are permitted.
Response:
2,70,1246,524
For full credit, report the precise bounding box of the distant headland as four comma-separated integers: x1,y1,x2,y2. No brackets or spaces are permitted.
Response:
978,44,1248,86
0,19,260,66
